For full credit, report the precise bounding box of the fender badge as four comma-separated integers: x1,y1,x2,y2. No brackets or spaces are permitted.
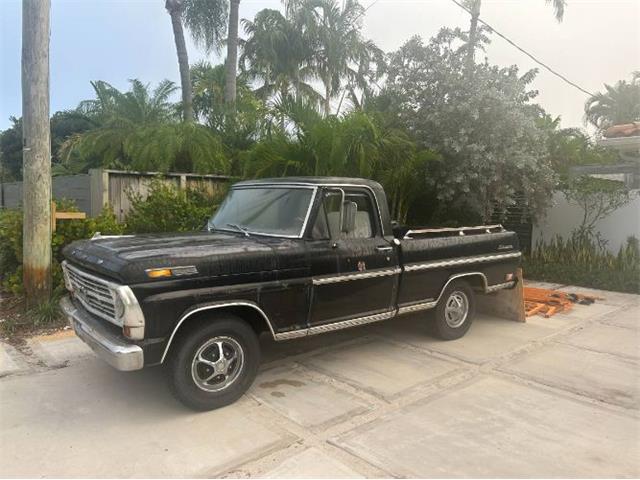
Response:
357,261,366,272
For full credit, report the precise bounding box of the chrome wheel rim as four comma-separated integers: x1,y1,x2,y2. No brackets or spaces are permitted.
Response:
191,336,244,392
444,291,469,328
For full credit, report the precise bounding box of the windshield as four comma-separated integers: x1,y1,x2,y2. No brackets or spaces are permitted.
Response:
208,187,315,237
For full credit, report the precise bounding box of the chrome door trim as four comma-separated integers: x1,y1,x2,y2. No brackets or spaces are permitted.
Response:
312,267,401,286
160,300,277,364
219,185,318,239
274,309,396,340
404,252,521,272
237,182,385,235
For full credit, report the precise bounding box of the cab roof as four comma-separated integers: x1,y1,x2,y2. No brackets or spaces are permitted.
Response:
233,176,383,190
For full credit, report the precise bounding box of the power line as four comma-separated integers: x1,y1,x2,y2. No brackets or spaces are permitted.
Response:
448,0,595,97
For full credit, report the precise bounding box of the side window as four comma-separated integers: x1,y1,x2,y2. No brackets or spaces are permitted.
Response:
344,192,375,238
310,188,377,239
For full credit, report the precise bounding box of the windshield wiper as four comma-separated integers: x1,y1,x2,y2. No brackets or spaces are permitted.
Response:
226,223,251,237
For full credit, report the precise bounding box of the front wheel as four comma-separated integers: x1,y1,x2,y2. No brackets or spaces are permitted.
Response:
165,315,260,411
432,280,476,340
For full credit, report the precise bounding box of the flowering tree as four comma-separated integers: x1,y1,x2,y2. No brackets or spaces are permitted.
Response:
380,30,556,222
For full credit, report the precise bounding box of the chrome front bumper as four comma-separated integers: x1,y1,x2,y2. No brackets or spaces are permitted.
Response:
60,296,144,371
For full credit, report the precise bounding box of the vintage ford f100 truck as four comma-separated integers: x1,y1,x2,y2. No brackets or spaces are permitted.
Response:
60,177,520,410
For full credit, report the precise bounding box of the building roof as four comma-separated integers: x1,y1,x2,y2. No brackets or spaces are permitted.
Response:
603,122,640,138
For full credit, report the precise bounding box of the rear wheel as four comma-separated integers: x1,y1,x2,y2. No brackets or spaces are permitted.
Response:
166,315,260,411
432,280,475,340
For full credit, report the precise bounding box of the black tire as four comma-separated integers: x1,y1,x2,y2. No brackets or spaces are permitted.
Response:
166,315,260,411
432,280,476,340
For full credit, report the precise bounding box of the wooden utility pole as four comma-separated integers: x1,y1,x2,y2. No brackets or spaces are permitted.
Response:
22,0,52,308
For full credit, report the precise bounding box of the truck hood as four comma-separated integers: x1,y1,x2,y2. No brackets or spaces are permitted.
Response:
63,231,278,284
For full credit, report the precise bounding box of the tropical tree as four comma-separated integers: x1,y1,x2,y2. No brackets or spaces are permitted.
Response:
59,80,228,174
381,30,556,222
239,9,320,105
226,0,241,105
291,0,384,117
584,72,640,131
165,0,194,121
191,61,266,153
463,0,567,71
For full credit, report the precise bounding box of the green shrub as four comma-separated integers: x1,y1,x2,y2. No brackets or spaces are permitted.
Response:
124,181,225,234
0,202,123,295
524,234,640,294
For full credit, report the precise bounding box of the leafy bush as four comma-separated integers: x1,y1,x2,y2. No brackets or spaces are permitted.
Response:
523,234,640,294
124,181,225,234
0,202,123,294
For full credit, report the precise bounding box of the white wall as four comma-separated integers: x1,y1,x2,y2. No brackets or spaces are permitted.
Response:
533,190,640,253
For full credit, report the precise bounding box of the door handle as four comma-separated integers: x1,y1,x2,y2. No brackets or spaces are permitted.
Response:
376,246,393,252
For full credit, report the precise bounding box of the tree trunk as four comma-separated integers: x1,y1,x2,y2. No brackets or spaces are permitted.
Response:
22,0,52,307
166,0,193,122
324,82,331,117
225,0,240,105
465,0,481,75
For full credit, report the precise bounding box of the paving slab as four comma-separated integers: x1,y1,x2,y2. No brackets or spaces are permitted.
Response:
559,301,620,322
375,313,581,364
0,359,293,478
27,330,92,366
250,365,371,429
333,376,640,478
560,322,639,360
257,447,363,478
558,286,640,308
0,342,25,377
600,306,640,330
502,343,639,409
302,339,461,400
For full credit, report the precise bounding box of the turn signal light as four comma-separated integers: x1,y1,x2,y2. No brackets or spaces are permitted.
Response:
505,273,515,281
146,268,172,279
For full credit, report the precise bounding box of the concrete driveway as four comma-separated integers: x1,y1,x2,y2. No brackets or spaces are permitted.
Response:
1,282,639,478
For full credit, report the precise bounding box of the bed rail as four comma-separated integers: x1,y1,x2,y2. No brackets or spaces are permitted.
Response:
404,224,505,239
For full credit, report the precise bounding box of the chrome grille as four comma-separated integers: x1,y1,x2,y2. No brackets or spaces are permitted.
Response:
63,262,120,325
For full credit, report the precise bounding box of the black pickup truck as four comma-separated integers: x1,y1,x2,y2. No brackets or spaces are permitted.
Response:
60,177,520,410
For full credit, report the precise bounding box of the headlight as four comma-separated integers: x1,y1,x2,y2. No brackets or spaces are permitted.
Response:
113,286,145,340
113,292,125,319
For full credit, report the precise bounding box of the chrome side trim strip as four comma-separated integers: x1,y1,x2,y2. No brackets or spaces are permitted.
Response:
486,280,516,293
274,309,396,341
397,300,437,315
160,301,277,364
405,252,521,272
313,267,401,286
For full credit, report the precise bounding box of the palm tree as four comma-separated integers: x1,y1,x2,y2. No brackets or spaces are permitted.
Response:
584,73,640,130
225,0,241,105
165,0,194,122
181,0,231,103
60,80,228,174
293,0,384,117
239,9,320,105
464,0,567,71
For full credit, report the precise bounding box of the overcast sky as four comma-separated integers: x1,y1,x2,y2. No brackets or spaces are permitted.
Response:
1,0,638,132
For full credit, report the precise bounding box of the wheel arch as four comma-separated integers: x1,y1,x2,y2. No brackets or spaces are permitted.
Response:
436,272,487,304
160,301,275,364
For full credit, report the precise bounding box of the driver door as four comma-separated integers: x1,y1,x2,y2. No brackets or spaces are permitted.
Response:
307,187,399,326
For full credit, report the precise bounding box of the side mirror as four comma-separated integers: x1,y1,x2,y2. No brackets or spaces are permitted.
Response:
341,201,357,234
